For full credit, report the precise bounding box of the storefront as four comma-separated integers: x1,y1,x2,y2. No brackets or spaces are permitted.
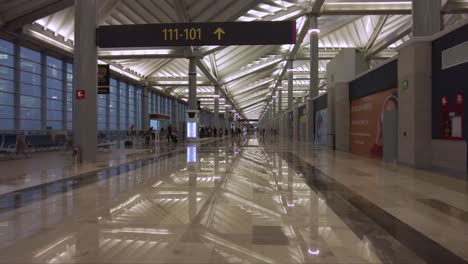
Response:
313,94,328,146
349,59,398,159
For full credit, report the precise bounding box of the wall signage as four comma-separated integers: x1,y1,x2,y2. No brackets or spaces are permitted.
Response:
401,80,408,90
76,90,86,100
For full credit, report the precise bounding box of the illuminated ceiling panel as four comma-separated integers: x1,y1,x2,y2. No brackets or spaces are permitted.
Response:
0,0,464,119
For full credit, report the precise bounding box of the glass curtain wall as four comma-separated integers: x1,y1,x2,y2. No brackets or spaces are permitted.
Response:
0,39,14,130
0,37,189,133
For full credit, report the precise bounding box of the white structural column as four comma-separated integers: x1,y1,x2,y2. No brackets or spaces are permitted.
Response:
73,0,97,162
225,104,230,134
272,93,277,134
277,83,282,116
293,101,299,142
397,0,440,167
214,85,220,130
277,81,283,139
188,57,198,138
288,60,295,141
188,57,197,110
307,15,319,143
412,0,440,37
288,60,294,110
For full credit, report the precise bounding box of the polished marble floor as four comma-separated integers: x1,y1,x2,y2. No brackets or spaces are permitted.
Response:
0,136,468,263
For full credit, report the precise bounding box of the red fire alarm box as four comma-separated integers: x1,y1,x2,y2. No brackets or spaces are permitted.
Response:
76,90,86,100
440,94,463,140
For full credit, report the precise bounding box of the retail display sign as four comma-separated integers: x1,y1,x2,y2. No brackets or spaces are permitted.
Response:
314,109,328,146
350,89,398,159
97,21,296,47
97,64,110,94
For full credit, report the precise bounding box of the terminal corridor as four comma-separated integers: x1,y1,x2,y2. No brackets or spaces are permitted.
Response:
2,0,468,263
1,138,468,264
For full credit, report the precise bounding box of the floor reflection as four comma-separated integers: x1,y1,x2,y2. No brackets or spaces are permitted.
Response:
0,137,465,263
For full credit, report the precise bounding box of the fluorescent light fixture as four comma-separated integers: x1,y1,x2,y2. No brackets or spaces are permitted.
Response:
27,29,73,52
104,228,170,235
213,94,220,98
325,1,411,5
222,58,282,83
99,49,173,56
155,81,205,85
308,249,320,255
273,9,303,21
109,65,141,81
309,28,320,34
277,86,283,89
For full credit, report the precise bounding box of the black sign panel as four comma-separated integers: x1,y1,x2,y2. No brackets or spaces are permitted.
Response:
97,64,110,94
97,21,296,48
238,119,259,122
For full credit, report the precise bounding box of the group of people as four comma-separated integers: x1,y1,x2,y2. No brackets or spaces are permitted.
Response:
199,127,226,138
258,128,277,140
161,124,178,143
230,127,243,137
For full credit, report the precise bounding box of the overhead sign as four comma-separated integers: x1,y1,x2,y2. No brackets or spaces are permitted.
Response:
149,114,170,120
96,21,296,48
76,90,85,100
97,64,110,94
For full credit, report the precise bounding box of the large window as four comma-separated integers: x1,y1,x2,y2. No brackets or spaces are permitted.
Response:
119,81,127,130
109,78,117,130
66,63,73,130
136,87,142,130
0,39,15,130
46,56,63,130
157,94,161,114
153,93,157,114
128,85,135,128
98,90,107,130
148,91,153,113
0,38,189,132
20,47,42,130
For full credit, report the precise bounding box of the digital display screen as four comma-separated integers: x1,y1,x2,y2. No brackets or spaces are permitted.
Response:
187,122,197,138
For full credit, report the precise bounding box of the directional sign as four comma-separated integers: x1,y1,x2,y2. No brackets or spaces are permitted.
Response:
97,21,296,48
214,27,225,40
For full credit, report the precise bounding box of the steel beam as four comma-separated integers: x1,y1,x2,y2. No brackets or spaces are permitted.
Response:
4,0,73,32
